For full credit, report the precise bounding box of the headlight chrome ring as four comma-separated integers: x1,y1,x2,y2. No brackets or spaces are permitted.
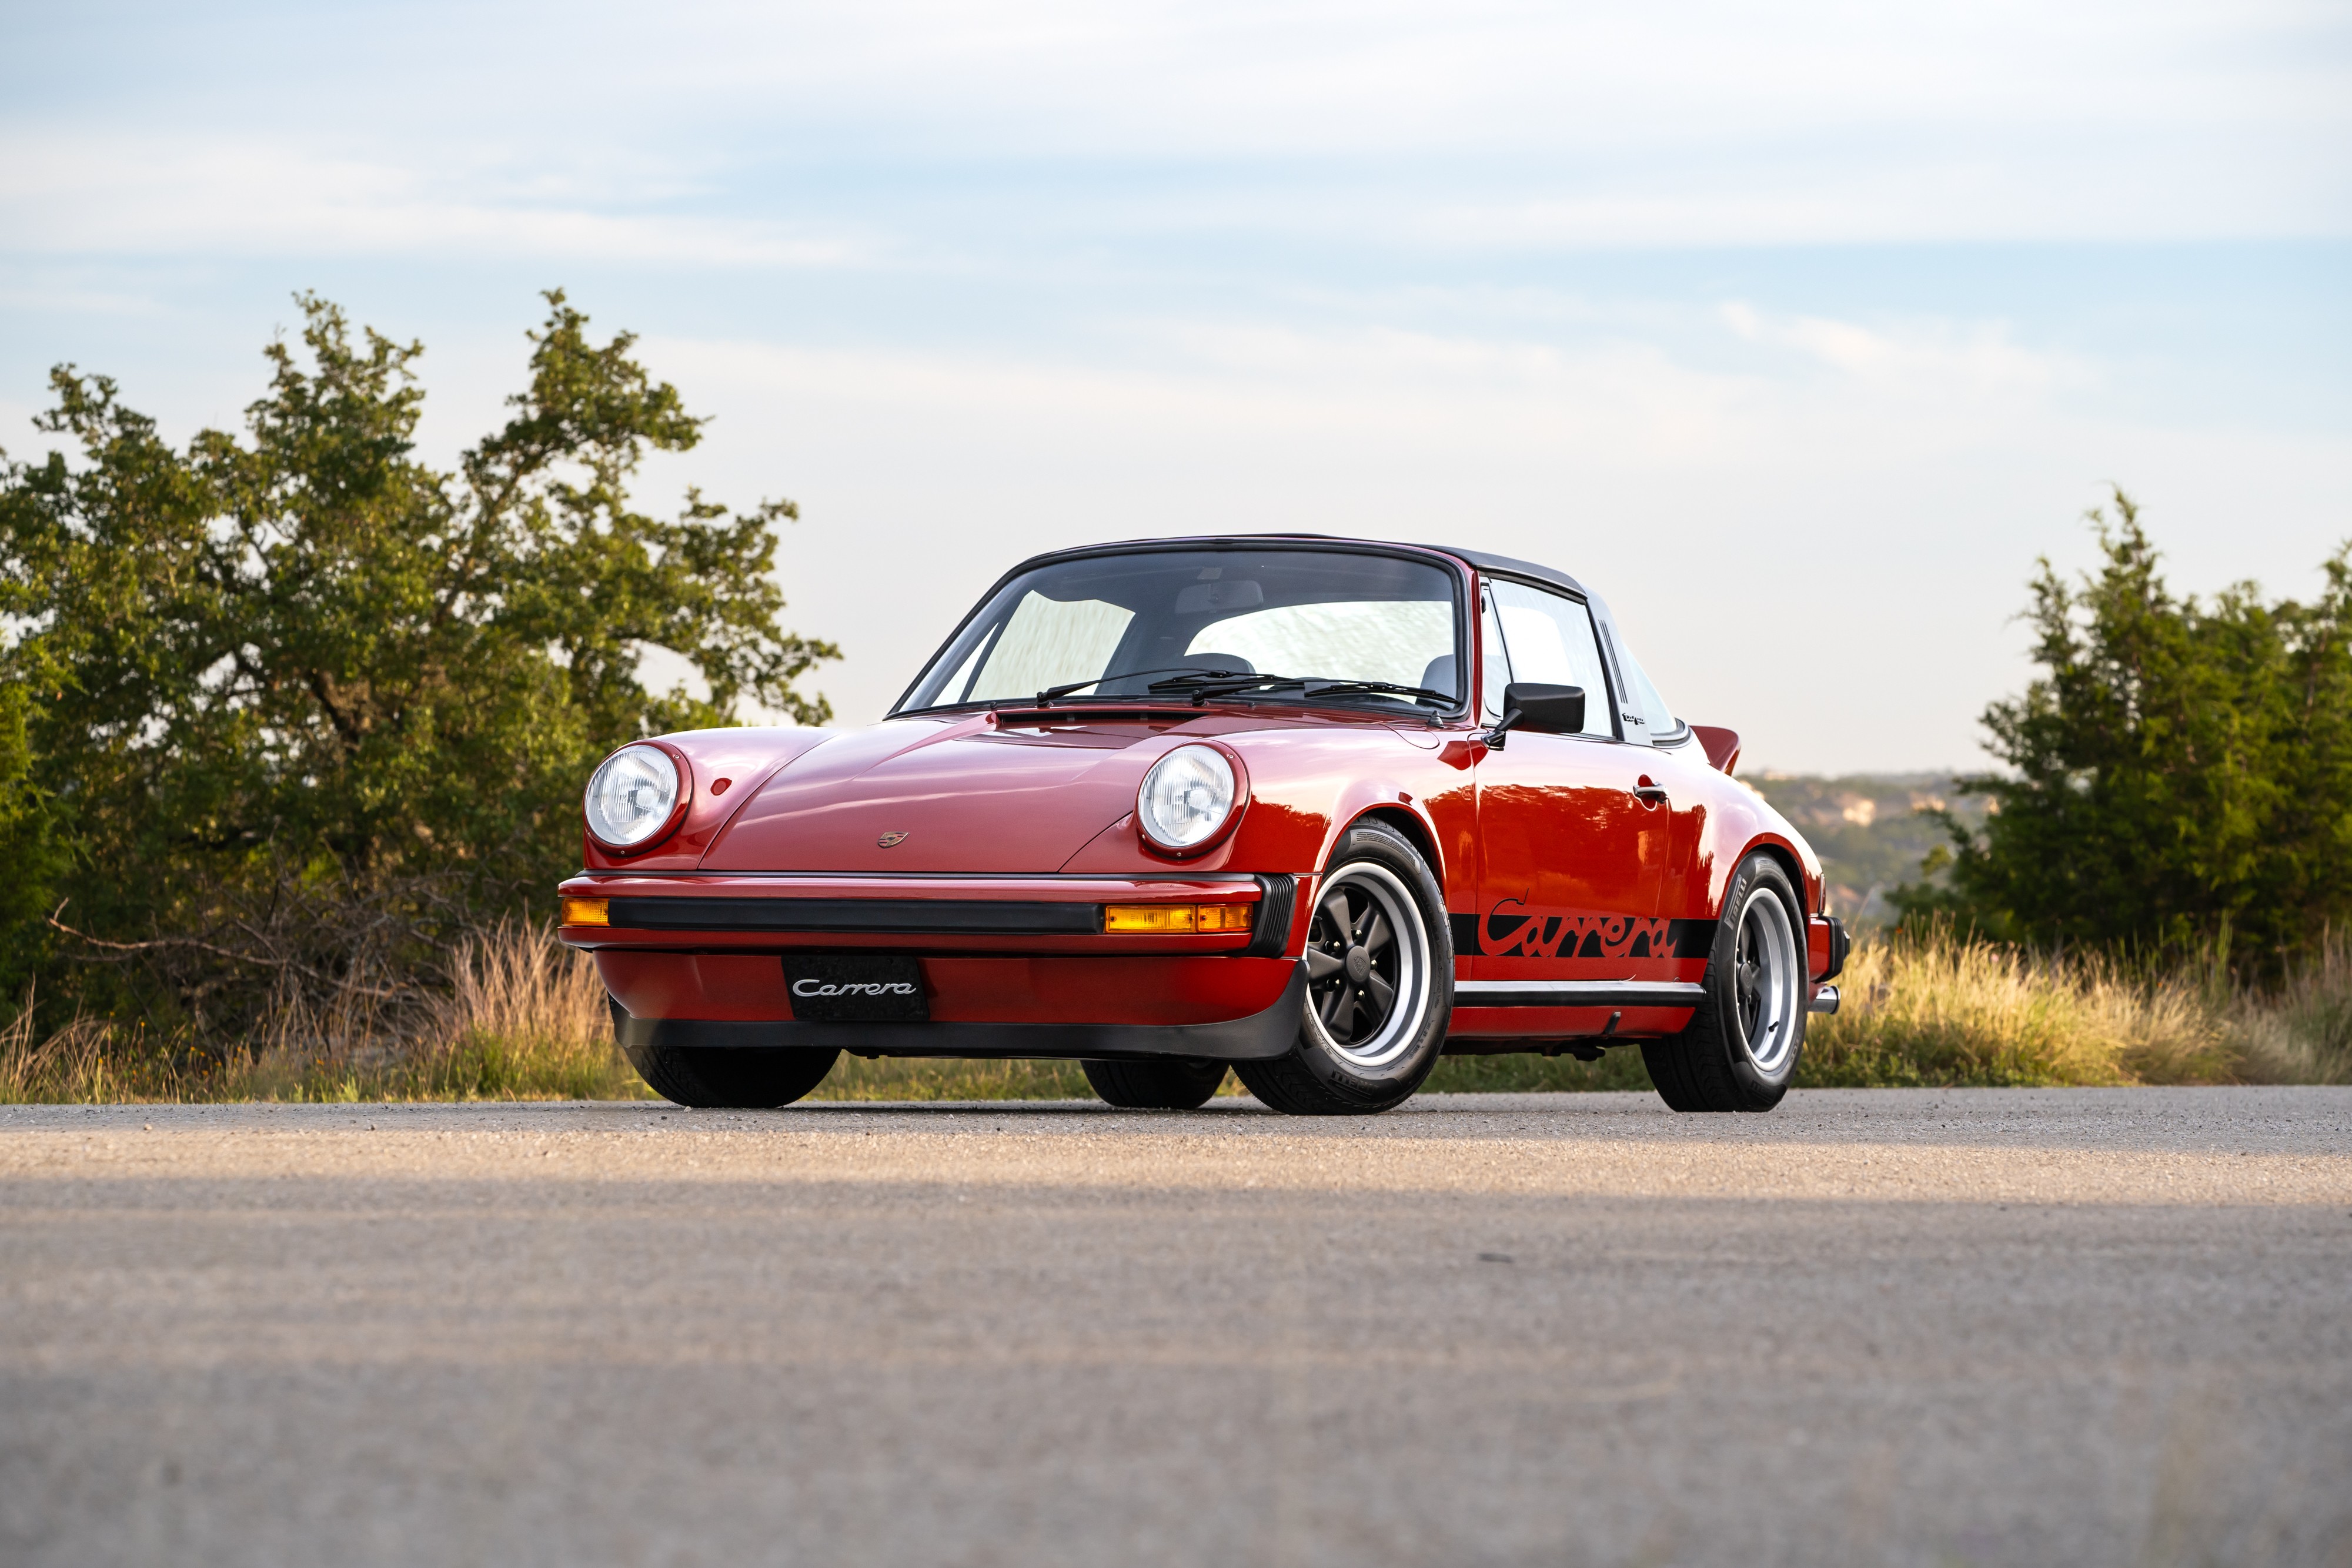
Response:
584,741,693,853
1136,742,1248,857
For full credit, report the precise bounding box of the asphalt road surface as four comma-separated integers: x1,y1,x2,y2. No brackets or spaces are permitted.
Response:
4,1086,2349,1568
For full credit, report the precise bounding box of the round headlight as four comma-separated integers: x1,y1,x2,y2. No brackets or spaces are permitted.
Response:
584,744,684,850
1137,744,1241,853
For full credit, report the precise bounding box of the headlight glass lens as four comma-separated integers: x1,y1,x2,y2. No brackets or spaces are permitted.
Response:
1138,744,1238,850
585,744,681,847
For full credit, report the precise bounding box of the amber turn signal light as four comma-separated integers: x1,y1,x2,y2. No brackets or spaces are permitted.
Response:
1102,902,1254,934
561,896,610,927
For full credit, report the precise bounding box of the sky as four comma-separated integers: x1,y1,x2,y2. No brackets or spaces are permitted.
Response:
3,0,2347,773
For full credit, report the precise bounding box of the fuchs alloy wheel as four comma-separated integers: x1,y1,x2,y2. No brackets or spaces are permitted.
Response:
1642,852,1807,1113
624,1039,841,1109
1081,1058,1228,1109
1235,820,1452,1115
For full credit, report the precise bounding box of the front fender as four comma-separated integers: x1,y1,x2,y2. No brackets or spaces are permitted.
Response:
581,726,836,872
1057,726,1468,894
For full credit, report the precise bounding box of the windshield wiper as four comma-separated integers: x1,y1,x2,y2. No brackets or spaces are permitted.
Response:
1301,679,1458,707
1034,664,1252,706
1144,672,1458,709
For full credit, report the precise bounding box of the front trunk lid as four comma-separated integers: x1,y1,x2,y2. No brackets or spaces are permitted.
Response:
698,715,1164,873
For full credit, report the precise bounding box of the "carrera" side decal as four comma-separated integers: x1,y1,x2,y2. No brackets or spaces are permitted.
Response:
1445,905,1714,959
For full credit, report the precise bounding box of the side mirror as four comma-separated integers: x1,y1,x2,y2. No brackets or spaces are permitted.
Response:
1484,683,1584,747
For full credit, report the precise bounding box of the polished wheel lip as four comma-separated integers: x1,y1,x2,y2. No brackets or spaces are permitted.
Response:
1299,862,1431,1070
1731,884,1801,1075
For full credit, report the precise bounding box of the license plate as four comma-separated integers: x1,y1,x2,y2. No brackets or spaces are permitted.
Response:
783,955,929,1022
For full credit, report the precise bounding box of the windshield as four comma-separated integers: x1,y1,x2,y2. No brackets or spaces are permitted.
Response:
898,547,1466,714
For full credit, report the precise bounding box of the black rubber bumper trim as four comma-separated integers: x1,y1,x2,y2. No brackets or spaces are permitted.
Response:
1819,914,1851,981
606,896,1101,935
1242,874,1298,958
611,962,1308,1062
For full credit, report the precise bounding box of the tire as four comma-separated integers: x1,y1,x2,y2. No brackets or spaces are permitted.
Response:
1234,820,1453,1115
624,1039,841,1109
1641,852,1806,1113
1081,1058,1228,1109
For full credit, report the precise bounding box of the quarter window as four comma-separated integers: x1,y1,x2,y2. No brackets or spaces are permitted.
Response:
1606,629,1680,745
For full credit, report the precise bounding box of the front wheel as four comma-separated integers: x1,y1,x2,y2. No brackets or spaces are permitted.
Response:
1641,852,1806,1112
624,1039,841,1108
1233,820,1452,1115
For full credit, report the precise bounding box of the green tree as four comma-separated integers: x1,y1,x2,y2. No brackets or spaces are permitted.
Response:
1903,490,2352,967
0,291,836,1031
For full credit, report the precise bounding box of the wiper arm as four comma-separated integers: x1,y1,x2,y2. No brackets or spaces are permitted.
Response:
1300,680,1458,707
1035,664,1251,706
1143,673,1459,709
1145,671,1301,701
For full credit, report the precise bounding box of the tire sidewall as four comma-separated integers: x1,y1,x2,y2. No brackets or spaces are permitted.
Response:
1706,855,1806,1101
1288,821,1454,1104
625,1039,839,1109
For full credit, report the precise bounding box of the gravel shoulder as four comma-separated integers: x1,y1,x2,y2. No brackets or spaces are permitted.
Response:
4,1088,2349,1567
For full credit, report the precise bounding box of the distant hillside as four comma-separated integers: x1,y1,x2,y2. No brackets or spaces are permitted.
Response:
1743,772,1987,925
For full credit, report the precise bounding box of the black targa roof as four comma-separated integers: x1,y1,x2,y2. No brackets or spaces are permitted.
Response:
1010,534,1591,602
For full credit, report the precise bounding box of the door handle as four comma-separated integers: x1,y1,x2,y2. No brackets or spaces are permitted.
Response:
1633,783,1669,807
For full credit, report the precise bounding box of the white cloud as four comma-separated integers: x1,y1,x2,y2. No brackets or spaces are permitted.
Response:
1718,303,2089,399
5,0,2343,777
0,137,869,265
6,0,2346,256
629,304,2348,771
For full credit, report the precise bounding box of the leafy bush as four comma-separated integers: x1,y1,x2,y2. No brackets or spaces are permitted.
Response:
0,292,835,1048
1901,490,2351,969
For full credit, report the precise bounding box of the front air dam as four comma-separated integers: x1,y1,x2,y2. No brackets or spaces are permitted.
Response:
608,962,1309,1062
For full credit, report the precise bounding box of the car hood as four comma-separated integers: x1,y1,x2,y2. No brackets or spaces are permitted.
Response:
698,713,1180,873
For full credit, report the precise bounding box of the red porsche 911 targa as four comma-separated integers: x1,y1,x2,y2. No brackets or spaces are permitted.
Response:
557,537,1847,1115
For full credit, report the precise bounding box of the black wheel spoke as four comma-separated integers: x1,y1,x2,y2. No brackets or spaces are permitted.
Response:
1304,948,1344,981
1320,890,1354,937
1365,974,1395,1014
1361,912,1392,952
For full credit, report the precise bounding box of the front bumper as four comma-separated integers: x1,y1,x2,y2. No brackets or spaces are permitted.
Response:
564,871,1310,1059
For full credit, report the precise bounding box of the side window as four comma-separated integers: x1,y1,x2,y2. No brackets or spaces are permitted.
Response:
1487,580,1614,737
1603,626,1679,745
1478,586,1511,724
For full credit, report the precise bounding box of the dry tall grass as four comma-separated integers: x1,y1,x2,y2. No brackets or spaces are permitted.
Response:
1,920,647,1104
4,919,2347,1103
1799,922,2239,1086
2230,930,2352,1085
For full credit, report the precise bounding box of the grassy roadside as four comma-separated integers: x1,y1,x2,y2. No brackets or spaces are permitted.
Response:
4,922,2346,1104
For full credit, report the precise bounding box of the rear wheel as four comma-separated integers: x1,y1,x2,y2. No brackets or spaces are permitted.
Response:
1081,1058,1228,1109
624,1039,841,1109
1641,852,1806,1112
1234,821,1452,1115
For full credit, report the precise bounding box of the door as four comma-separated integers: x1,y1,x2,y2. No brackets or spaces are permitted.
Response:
1471,580,1673,975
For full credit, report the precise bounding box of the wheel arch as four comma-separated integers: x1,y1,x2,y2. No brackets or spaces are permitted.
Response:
1736,835,1812,920
1343,803,1444,881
